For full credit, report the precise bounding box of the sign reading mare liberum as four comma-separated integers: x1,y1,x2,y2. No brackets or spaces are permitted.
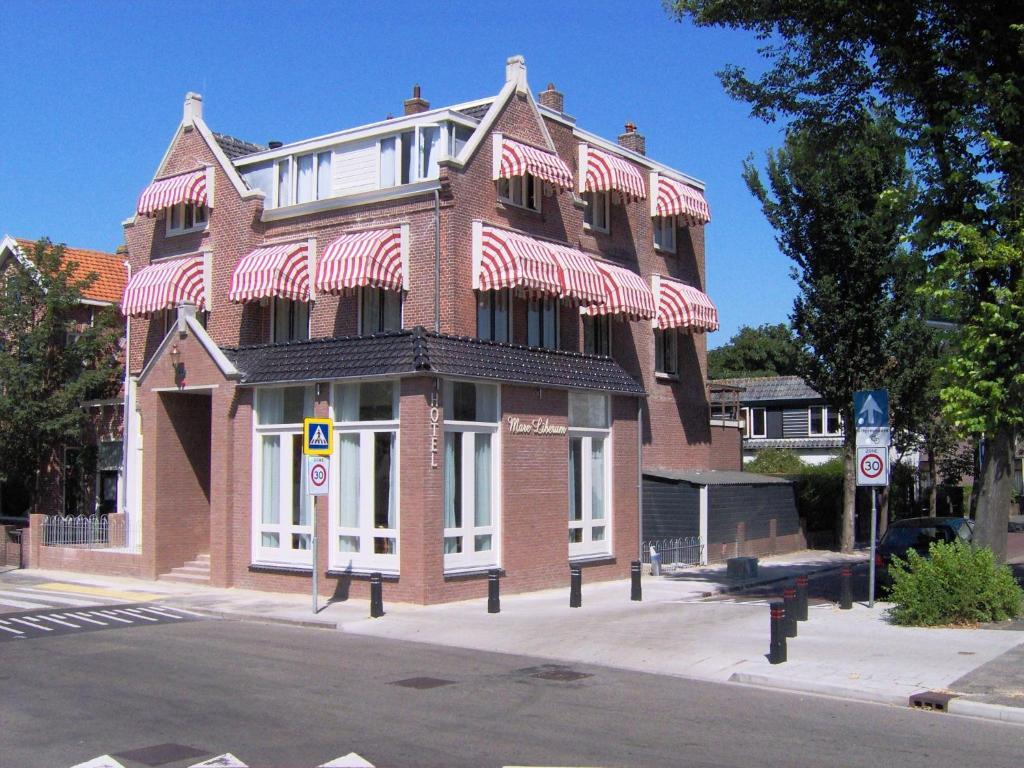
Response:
506,416,568,436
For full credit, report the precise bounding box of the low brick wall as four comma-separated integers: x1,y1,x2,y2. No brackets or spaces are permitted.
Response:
25,514,144,578
1,524,25,567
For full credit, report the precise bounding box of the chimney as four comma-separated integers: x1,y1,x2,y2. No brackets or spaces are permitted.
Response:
183,92,203,125
539,83,564,113
618,122,645,156
403,84,430,115
505,55,527,92
268,141,283,149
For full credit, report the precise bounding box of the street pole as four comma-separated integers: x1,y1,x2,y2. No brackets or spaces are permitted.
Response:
868,487,877,608
311,497,318,614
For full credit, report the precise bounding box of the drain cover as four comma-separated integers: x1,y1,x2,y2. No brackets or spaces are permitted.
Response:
390,676,456,689
113,743,209,766
909,690,957,711
515,665,593,682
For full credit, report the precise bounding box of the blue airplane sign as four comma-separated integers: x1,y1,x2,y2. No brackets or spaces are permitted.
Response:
854,389,889,429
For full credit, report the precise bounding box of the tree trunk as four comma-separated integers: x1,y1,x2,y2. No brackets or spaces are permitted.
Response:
878,484,889,539
927,443,938,517
842,442,856,552
974,423,1013,563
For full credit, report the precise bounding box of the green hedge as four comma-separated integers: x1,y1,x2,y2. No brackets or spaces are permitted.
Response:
887,540,1023,626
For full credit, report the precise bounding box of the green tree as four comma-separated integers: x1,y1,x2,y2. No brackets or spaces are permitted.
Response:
707,322,805,379
743,112,915,552
0,239,122,514
669,1,1024,560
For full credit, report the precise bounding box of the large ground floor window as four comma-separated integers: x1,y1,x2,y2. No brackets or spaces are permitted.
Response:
568,392,611,558
255,432,313,566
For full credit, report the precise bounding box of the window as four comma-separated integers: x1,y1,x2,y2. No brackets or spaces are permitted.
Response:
331,382,400,572
476,290,509,343
582,315,611,356
654,328,678,376
809,405,842,436
443,382,499,570
497,173,541,212
253,386,315,566
653,215,676,253
746,407,766,438
568,392,610,558
527,296,559,349
379,126,443,188
583,190,610,232
449,124,473,157
166,202,208,235
276,151,333,207
360,288,402,335
272,299,310,343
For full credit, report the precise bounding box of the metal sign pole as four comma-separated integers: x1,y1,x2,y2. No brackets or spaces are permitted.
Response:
311,496,318,615
868,487,877,608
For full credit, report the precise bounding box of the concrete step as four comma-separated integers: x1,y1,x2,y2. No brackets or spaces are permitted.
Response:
159,553,211,584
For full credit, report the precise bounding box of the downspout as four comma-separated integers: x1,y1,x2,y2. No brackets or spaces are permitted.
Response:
637,398,643,560
433,189,441,333
119,261,132,516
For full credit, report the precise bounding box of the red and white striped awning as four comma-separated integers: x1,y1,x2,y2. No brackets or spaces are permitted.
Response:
136,169,208,217
653,175,711,225
121,255,207,317
586,261,657,319
496,136,574,191
476,225,604,304
315,228,405,294
582,145,647,200
228,242,310,303
653,275,718,332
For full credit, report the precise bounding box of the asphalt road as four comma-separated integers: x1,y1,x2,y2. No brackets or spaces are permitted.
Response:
3,618,1024,768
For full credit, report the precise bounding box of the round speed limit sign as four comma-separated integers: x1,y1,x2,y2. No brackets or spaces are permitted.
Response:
307,456,329,495
856,448,888,486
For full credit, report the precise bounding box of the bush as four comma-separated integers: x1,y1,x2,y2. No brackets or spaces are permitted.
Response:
746,448,805,474
887,540,1023,626
790,458,844,533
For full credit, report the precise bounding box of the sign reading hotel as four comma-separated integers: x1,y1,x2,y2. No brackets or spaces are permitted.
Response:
506,416,567,436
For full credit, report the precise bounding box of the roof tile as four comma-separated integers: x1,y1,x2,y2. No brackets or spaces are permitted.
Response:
14,238,126,305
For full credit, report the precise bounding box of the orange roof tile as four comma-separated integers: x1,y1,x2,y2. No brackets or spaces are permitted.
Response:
14,239,126,305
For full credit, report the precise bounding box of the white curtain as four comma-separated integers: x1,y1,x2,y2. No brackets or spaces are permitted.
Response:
317,151,332,200
568,438,581,522
296,154,314,203
257,389,283,426
336,384,360,422
444,432,459,529
420,126,441,179
277,159,291,207
590,438,605,521
338,434,360,529
474,433,491,527
380,137,396,188
292,435,310,526
261,435,280,525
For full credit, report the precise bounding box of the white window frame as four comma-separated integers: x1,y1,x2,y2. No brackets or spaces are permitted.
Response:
583,190,610,233
808,405,842,436
653,215,677,253
749,407,767,438
442,381,501,572
271,298,311,343
377,124,445,189
476,289,511,343
582,314,611,356
654,328,678,377
329,381,401,573
568,393,611,559
273,151,333,208
497,173,542,212
252,386,316,568
527,296,560,349
359,287,404,335
165,201,209,236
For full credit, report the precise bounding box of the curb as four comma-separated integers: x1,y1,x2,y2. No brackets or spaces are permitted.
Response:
728,671,910,707
719,560,867,596
947,698,1024,725
163,604,339,630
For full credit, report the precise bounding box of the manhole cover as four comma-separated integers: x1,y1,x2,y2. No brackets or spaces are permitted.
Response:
531,668,592,682
390,676,456,689
113,743,210,766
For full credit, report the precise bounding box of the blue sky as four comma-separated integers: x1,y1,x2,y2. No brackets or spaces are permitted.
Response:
0,0,794,347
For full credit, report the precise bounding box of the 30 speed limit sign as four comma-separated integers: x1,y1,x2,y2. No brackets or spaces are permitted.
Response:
856,447,889,487
306,456,330,496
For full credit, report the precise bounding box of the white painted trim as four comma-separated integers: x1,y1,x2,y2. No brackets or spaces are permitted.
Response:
260,180,440,222
150,384,218,393
451,80,517,169
650,274,661,329
471,221,483,290
0,235,41,284
307,237,317,302
205,165,216,208
570,128,706,190
491,132,503,180
185,312,239,378
399,223,410,291
698,485,709,565
202,250,213,312
649,172,660,217
577,144,588,195
192,117,262,200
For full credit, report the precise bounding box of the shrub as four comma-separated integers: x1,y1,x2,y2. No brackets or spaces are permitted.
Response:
790,458,844,533
746,448,805,474
887,540,1023,626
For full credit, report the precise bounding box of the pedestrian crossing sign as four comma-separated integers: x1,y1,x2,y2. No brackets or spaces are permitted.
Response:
303,417,333,456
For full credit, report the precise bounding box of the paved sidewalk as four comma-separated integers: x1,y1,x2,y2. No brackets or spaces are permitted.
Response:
7,548,1024,726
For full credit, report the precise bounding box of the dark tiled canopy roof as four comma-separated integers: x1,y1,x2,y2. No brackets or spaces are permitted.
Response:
710,375,823,404
456,102,492,121
214,132,266,160
222,327,645,395
643,468,793,486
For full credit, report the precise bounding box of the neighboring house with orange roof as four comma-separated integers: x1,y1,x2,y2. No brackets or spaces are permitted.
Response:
0,235,127,520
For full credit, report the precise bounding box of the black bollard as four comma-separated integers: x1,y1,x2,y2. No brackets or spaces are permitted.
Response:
795,574,809,622
630,560,642,602
369,572,384,618
839,566,853,610
783,585,798,638
488,569,500,614
570,565,582,608
769,600,787,664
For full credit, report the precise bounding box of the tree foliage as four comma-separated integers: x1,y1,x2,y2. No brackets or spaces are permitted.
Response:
0,239,122,513
707,323,805,379
669,0,1024,559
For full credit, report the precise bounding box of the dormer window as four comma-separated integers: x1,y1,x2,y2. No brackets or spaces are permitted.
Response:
275,151,333,207
498,173,541,212
379,126,442,188
167,202,208,235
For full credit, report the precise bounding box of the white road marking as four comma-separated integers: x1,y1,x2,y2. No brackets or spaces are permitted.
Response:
138,606,185,619
0,620,24,635
119,608,158,622
68,612,108,626
70,756,127,768
37,614,80,628
0,595,54,610
320,753,375,767
11,587,110,606
188,753,248,767
10,617,52,631
157,605,207,617
96,611,133,624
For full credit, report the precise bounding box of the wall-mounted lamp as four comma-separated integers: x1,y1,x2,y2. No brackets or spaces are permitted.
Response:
169,343,186,389
169,344,181,370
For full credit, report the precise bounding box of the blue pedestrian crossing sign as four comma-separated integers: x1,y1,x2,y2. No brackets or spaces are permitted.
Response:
303,417,333,456
854,389,889,429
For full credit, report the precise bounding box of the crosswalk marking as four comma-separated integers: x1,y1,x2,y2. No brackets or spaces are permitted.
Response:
140,606,184,619
66,612,108,626
96,611,133,624
157,605,206,617
120,608,158,622
11,616,53,631
38,614,80,628
0,620,24,635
